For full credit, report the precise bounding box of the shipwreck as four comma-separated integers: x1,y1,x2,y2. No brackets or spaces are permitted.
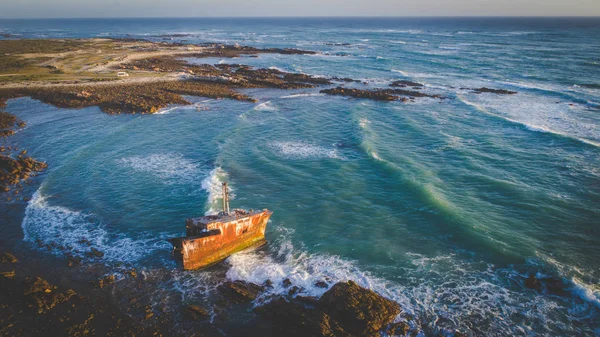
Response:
167,182,272,270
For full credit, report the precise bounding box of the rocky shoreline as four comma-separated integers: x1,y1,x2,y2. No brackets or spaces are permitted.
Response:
0,111,47,197
1,249,444,337
0,37,530,337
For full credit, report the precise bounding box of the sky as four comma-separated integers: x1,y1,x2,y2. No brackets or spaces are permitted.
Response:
1,0,599,18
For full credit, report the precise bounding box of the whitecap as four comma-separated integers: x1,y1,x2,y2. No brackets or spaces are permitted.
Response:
268,66,288,73
201,167,234,215
280,93,325,99
253,101,278,112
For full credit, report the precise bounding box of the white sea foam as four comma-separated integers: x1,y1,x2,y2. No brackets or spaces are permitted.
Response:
253,101,278,112
223,226,596,335
280,93,325,99
458,95,600,148
226,228,385,304
391,69,408,76
358,117,371,129
118,153,203,185
268,141,343,160
21,189,171,264
201,167,234,214
155,103,206,115
390,40,407,45
268,66,288,73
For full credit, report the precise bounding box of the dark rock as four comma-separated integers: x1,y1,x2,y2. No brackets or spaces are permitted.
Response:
0,252,18,263
67,255,81,267
258,297,352,337
256,281,402,337
318,280,401,336
218,280,264,303
544,277,567,296
90,247,104,258
263,279,273,288
288,285,301,296
320,86,444,102
95,275,115,288
315,281,328,288
186,305,209,319
283,278,292,287
127,268,137,278
390,80,424,88
24,277,54,295
525,274,542,291
321,87,398,101
295,295,320,307
472,87,517,95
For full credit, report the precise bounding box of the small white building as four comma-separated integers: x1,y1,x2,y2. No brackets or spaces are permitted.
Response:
117,71,129,77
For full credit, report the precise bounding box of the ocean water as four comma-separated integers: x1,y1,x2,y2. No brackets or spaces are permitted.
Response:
1,18,599,336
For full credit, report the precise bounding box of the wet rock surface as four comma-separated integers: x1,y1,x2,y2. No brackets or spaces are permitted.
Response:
524,274,568,296
0,151,47,193
218,280,264,303
472,87,517,95
0,111,26,138
390,80,424,88
0,251,195,337
253,280,401,337
321,86,445,102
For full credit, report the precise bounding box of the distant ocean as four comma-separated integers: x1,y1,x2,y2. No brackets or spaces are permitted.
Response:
1,18,599,336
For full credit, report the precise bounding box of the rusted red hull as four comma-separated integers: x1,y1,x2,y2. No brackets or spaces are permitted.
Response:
168,210,272,270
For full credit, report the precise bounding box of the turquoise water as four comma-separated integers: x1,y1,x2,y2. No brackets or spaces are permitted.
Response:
1,18,599,336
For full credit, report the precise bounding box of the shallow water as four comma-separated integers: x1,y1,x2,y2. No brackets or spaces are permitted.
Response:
1,18,599,336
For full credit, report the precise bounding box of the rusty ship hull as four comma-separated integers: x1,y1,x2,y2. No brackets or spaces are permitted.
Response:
168,210,272,270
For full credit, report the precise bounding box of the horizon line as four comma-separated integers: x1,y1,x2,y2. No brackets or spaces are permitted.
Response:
1,15,600,20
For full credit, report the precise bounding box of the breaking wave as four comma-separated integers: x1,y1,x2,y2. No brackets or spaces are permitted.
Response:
253,101,278,112
224,227,598,336
458,96,600,148
201,167,234,214
21,188,171,264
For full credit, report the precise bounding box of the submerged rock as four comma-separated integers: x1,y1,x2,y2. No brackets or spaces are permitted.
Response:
315,281,328,288
390,80,424,88
472,87,517,95
90,247,104,258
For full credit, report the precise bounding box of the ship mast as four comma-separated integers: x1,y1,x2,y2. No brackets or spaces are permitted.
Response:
222,182,230,215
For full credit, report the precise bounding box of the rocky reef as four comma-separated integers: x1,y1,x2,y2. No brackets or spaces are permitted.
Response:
0,152,47,193
321,86,446,102
472,87,517,95
1,108,46,195
1,249,420,337
390,80,424,88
